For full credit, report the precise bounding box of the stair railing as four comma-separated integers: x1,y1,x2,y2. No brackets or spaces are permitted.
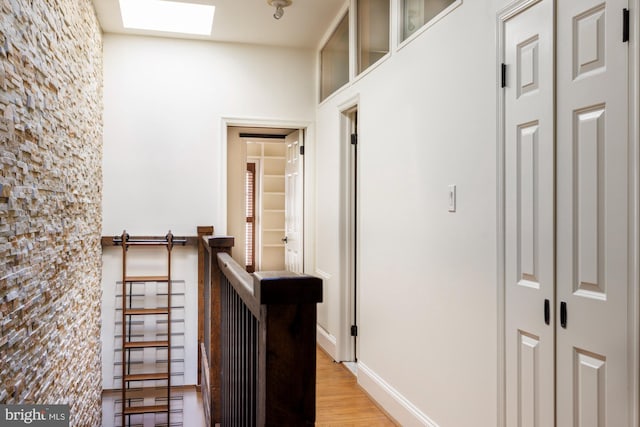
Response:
200,236,322,426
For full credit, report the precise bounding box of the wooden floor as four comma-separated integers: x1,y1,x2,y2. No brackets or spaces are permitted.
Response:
102,348,396,426
316,348,397,426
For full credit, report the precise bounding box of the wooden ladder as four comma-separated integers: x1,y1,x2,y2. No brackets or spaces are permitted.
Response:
118,230,177,427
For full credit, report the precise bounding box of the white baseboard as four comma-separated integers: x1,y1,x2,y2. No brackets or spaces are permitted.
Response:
316,324,337,360
358,362,439,427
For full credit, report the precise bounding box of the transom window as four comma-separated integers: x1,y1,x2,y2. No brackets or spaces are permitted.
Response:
401,0,456,41
357,0,390,74
320,13,349,102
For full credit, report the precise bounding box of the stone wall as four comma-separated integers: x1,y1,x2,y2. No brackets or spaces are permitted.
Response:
0,0,103,425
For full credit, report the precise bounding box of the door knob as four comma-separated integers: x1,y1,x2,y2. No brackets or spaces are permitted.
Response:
282,236,288,243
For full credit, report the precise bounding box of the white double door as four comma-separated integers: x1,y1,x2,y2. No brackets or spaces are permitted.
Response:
504,0,632,425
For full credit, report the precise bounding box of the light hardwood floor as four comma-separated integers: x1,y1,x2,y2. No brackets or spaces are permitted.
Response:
316,348,397,426
102,348,396,426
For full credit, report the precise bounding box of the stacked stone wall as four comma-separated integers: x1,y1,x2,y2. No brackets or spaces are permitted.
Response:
0,0,103,425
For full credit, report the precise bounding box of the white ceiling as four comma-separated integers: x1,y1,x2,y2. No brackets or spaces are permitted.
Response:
92,0,346,48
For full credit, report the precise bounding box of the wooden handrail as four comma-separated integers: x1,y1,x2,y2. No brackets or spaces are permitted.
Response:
217,252,261,317
201,235,322,426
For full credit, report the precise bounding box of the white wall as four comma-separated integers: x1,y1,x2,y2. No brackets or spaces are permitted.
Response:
101,34,316,386
315,1,510,425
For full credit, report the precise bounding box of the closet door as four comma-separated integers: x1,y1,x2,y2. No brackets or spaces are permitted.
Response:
556,0,630,425
504,1,555,426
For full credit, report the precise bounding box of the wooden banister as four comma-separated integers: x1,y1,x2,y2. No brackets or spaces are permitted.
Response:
201,235,322,426
201,235,234,426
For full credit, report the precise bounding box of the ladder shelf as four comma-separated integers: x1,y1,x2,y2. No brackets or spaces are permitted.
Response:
118,230,181,427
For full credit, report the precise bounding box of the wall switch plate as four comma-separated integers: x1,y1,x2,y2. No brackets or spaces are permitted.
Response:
448,185,456,212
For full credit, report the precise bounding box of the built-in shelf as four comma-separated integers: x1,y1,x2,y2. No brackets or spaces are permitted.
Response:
246,140,287,271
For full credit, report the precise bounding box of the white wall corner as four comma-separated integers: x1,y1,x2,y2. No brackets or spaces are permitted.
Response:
316,324,337,361
357,362,439,427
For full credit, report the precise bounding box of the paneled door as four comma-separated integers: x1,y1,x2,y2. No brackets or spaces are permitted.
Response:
284,130,304,273
503,0,632,424
504,1,555,426
555,0,630,424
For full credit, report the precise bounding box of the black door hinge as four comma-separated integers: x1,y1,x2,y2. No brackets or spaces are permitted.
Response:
501,63,507,88
300,145,305,155
351,133,358,145
623,8,630,42
350,325,358,337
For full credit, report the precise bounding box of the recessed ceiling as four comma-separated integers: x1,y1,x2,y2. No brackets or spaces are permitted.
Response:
92,0,346,48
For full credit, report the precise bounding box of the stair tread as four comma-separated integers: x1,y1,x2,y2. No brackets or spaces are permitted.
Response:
124,372,169,381
124,340,169,349
124,308,169,315
123,404,169,415
124,275,169,282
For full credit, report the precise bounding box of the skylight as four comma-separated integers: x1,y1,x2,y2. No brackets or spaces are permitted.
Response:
119,0,215,36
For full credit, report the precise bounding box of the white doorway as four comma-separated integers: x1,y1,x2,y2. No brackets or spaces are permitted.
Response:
499,0,638,425
226,125,306,273
339,105,359,363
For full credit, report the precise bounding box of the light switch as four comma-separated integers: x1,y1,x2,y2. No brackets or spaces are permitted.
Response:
448,185,456,212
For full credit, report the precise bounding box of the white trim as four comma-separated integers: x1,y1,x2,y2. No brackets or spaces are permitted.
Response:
495,2,542,426
337,101,359,363
316,325,338,361
628,2,640,425
349,0,357,82
314,268,336,359
358,362,439,427
314,268,332,281
337,94,361,114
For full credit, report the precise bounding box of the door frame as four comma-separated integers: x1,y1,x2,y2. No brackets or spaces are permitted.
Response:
496,1,640,426
221,117,313,272
337,97,359,362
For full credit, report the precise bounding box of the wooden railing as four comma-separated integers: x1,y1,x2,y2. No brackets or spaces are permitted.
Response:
201,236,322,426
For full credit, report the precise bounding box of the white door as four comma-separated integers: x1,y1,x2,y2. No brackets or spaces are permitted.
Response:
556,0,630,424
284,130,304,273
504,1,555,426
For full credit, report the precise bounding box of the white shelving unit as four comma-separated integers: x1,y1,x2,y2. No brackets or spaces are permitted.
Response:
247,141,286,271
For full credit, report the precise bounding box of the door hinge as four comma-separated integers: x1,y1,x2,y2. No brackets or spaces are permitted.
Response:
501,63,507,88
299,145,305,155
350,133,358,145
623,8,629,43
350,325,358,337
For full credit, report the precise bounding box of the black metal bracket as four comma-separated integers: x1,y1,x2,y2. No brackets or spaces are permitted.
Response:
501,63,507,88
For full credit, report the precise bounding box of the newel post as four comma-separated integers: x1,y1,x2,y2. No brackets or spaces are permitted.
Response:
197,226,214,384
201,235,234,426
